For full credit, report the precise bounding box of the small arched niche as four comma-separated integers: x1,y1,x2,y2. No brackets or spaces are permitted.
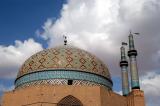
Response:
57,95,83,106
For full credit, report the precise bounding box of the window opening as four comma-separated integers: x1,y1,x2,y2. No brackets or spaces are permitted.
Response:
68,80,73,85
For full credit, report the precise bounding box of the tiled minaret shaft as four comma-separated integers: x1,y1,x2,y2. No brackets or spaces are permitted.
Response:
120,44,130,96
128,33,140,89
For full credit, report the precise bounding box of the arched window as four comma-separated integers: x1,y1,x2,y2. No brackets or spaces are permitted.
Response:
57,95,83,106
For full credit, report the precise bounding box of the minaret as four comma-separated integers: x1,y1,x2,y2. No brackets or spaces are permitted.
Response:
128,32,140,89
120,42,130,96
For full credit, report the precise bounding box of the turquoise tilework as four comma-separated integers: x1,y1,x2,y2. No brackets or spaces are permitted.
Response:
123,88,129,96
15,70,112,89
132,80,140,88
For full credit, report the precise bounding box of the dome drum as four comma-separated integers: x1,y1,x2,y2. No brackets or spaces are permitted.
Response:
15,69,113,89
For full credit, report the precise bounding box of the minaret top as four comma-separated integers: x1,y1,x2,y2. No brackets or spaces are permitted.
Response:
121,42,127,61
128,32,135,50
120,42,128,67
122,42,127,46
128,31,140,50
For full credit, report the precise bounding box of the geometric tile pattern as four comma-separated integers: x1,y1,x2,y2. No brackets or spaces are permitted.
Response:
15,70,112,89
17,46,111,80
16,79,110,90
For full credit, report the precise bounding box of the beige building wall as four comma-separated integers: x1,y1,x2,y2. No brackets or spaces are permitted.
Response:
127,89,145,106
100,88,127,106
1,85,145,106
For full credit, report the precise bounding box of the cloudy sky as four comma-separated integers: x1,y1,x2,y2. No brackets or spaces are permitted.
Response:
0,0,160,105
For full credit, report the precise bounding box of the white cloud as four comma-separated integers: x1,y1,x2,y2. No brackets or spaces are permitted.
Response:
39,0,160,76
0,38,43,79
141,72,160,96
140,72,160,106
115,90,122,95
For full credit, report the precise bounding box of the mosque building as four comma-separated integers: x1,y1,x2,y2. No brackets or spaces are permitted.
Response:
1,33,145,106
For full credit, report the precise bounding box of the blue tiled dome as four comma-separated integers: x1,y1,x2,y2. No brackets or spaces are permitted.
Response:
15,46,113,89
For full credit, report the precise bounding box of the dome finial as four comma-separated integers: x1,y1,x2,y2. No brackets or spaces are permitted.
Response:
63,35,67,45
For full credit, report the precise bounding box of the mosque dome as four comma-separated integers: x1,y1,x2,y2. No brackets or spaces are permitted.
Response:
15,46,113,89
